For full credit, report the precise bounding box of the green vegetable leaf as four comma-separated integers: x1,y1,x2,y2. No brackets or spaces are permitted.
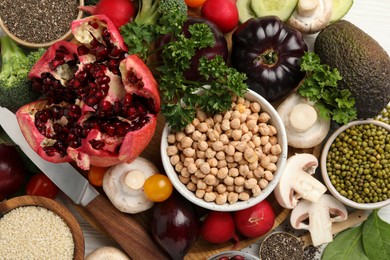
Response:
322,225,369,260
298,52,357,124
362,209,390,259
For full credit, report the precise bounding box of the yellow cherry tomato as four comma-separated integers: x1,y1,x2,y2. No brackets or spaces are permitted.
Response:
88,166,109,187
144,174,173,202
185,0,207,8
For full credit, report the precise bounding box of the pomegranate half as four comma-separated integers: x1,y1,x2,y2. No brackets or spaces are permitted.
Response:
16,15,160,170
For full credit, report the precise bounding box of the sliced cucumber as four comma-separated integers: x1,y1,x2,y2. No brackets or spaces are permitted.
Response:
330,0,353,23
236,0,256,23
250,0,299,21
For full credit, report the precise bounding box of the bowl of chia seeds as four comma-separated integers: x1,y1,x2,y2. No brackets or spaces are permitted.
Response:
0,0,84,48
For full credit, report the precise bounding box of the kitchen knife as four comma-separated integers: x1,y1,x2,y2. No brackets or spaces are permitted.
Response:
0,106,168,260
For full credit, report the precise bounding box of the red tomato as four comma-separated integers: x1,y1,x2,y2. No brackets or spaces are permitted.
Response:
143,174,173,202
25,173,60,199
201,0,239,33
185,0,207,8
88,166,109,187
233,200,276,238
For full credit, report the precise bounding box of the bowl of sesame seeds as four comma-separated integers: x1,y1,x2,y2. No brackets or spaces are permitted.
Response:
0,195,84,259
0,0,84,48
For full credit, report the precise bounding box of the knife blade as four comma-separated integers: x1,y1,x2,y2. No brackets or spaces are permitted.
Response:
0,106,168,260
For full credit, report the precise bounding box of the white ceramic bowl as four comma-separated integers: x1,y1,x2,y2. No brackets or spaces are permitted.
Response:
161,90,288,212
321,119,390,210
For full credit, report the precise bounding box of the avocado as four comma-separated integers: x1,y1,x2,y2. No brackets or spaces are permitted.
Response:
314,20,390,119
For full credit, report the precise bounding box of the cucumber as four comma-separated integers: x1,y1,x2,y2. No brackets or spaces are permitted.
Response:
250,0,298,21
236,0,256,23
330,0,354,23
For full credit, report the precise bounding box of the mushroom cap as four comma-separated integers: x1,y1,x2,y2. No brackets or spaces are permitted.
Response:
274,153,327,209
103,157,158,214
85,246,130,260
287,0,333,34
277,93,330,148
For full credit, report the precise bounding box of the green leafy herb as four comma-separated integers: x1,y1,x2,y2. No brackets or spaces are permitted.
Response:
121,0,248,131
298,52,357,125
322,210,390,260
362,209,390,259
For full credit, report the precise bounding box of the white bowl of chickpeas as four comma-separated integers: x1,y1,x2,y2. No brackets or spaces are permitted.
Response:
161,90,288,211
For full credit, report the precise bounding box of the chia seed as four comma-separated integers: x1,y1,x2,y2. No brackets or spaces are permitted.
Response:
0,0,79,44
259,232,304,260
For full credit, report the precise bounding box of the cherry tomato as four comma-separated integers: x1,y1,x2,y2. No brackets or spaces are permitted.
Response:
185,0,207,8
25,172,59,199
201,0,239,33
88,166,109,187
143,174,173,202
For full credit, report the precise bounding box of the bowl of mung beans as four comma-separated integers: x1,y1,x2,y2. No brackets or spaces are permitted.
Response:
161,90,288,212
0,0,84,48
321,119,390,210
0,195,84,259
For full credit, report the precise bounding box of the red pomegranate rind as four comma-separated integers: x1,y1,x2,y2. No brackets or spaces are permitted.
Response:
120,55,161,113
16,100,72,163
71,14,128,53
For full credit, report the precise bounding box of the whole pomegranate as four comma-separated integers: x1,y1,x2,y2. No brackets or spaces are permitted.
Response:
16,15,160,170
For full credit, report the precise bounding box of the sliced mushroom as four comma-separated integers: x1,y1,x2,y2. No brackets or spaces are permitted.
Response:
86,246,130,260
277,92,330,148
290,194,348,246
288,0,332,34
274,153,327,209
103,157,158,214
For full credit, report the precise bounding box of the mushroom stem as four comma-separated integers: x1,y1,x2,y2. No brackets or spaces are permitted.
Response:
289,103,318,132
297,0,320,17
124,170,146,190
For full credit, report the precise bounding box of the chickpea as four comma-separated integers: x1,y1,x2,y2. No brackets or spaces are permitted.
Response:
205,148,217,158
175,162,184,172
260,156,271,168
166,145,178,156
249,161,259,171
175,132,186,142
196,109,207,122
254,147,263,158
253,167,265,179
215,194,228,205
227,162,238,169
179,175,190,184
241,133,252,143
240,124,249,134
185,124,195,135
264,170,274,181
207,158,218,168
204,192,217,202
167,134,176,144
195,170,206,179
252,136,261,147
247,119,257,131
219,134,229,145
225,144,235,156
234,176,245,186
180,167,190,178
213,114,223,123
214,123,222,135
238,192,250,201
266,163,277,172
248,141,256,149
263,142,272,154
226,185,235,192
244,148,256,161
226,155,235,163
195,189,205,199
235,185,244,193
235,142,247,152
197,180,207,190
198,140,208,151
190,175,198,184
196,150,206,159
228,168,239,177
252,185,262,197
237,96,245,105
239,165,250,177
170,155,180,166
216,184,227,194
207,129,219,142
259,178,269,189
205,117,215,128
217,159,227,168
223,111,232,120
258,112,271,123
187,182,196,192
195,158,205,167
221,119,231,131
216,151,225,160
204,174,217,185
188,163,197,174
250,102,261,113
223,176,234,186
191,130,202,141
181,136,193,149
197,122,208,133
230,118,241,129
211,140,224,151
183,147,195,157
269,136,278,145
192,117,200,127
268,125,278,136
199,162,211,174
228,192,239,204
217,167,228,179
231,110,241,119
246,171,254,179
234,152,243,162
245,178,258,189
268,155,279,163
232,129,242,141
210,167,218,176
239,113,247,123
271,144,282,155
259,123,271,136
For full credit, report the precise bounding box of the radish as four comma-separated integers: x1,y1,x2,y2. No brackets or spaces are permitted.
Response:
201,0,239,33
79,0,135,29
200,211,239,246
233,200,276,238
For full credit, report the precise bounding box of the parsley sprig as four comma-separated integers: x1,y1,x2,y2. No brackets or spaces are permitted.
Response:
298,52,357,125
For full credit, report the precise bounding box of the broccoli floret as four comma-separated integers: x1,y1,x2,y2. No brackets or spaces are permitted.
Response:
0,36,45,112
134,0,161,25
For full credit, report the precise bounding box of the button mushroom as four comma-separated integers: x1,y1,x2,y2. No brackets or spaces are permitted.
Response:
103,157,158,214
277,92,330,148
287,0,332,34
274,153,327,209
290,194,348,246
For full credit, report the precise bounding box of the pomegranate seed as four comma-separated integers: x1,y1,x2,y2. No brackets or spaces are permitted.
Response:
89,22,99,29
90,139,105,150
95,89,106,100
86,96,98,106
43,147,58,157
99,83,109,92
109,47,122,58
77,45,90,56
35,110,50,123
55,50,65,60
50,106,64,119
97,75,110,85
58,46,70,55
49,59,65,70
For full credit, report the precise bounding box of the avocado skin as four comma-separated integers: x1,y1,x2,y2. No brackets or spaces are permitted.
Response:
314,20,390,119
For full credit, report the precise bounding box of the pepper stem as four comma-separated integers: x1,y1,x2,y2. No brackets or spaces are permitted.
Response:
257,49,279,66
